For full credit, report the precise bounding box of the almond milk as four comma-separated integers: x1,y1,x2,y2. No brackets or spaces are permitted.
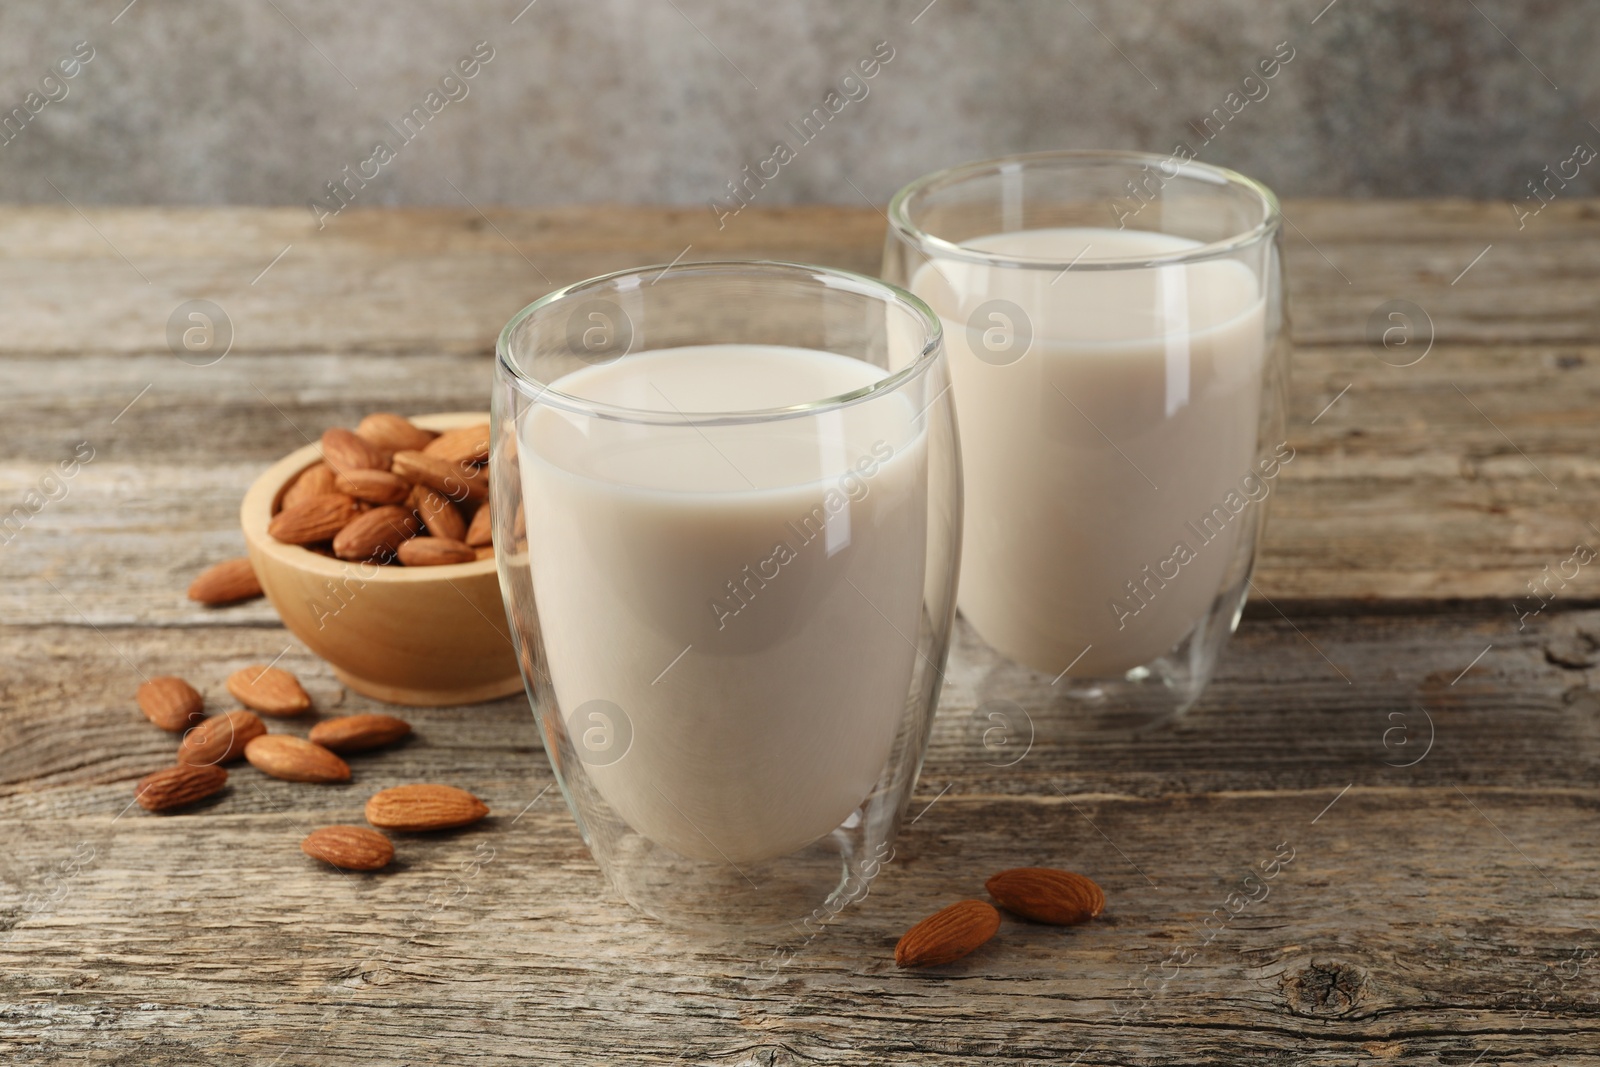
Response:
912,227,1265,677
520,345,928,864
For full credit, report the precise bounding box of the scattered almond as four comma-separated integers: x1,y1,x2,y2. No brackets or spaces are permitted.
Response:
321,427,389,473
244,735,351,783
410,485,466,541
136,764,228,813
392,450,488,502
422,423,491,466
301,825,394,870
178,709,266,766
281,462,338,510
474,545,495,561
332,505,420,561
187,557,263,605
465,501,493,547
308,713,412,754
334,468,411,505
398,536,476,567
226,666,313,716
268,493,358,545
366,784,489,831
136,676,205,732
895,900,1001,967
985,868,1105,925
356,412,436,454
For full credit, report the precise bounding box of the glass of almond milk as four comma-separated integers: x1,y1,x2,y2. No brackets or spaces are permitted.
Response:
885,151,1288,728
491,261,960,931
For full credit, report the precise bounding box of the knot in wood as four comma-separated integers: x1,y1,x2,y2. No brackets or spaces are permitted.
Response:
1282,958,1370,1017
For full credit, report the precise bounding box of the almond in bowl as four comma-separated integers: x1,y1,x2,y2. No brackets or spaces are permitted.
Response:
240,412,519,707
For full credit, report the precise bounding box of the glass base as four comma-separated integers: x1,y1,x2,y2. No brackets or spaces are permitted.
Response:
971,571,1252,735
606,815,897,937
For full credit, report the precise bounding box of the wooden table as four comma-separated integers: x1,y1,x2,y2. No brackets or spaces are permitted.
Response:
3,202,1598,1064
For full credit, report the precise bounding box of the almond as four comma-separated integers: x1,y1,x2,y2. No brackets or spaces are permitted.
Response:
321,427,389,473
244,735,351,783
513,501,526,540
392,450,488,502
178,709,266,766
474,545,495,561
397,536,476,567
895,900,1001,967
465,500,493,547
308,713,412,754
332,505,420,561
187,557,263,605
422,423,490,466
226,665,313,716
301,825,394,871
282,462,338,510
365,784,489,831
136,676,205,732
410,485,466,541
985,867,1105,925
136,763,228,812
334,468,411,505
268,493,358,545
356,412,436,454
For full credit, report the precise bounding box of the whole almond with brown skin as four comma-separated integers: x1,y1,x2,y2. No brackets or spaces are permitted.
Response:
187,557,263,605
268,493,358,545
320,427,389,473
178,709,266,766
392,450,487,502
281,462,338,510
422,423,490,466
895,900,1001,968
136,676,205,732
136,763,228,812
332,505,420,561
465,501,492,547
398,536,476,567
309,713,412,754
474,545,494,561
244,735,351,783
366,784,489,831
301,825,394,871
227,666,313,716
410,485,466,541
985,868,1106,925
356,412,436,454
334,468,411,505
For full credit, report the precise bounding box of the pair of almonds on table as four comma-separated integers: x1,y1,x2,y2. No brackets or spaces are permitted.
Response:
299,785,490,871
895,868,1106,968
236,713,417,784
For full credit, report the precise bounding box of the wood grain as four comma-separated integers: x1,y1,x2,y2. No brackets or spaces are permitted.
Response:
2,204,1598,1064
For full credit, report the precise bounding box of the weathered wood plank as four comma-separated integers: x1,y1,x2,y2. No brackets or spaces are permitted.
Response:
2,606,1598,1063
4,339,1600,618
0,202,1594,359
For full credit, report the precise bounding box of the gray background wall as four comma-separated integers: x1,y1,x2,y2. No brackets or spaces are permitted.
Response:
2,0,1596,210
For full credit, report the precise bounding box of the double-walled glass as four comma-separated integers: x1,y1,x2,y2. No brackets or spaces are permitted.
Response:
884,151,1289,728
492,262,960,931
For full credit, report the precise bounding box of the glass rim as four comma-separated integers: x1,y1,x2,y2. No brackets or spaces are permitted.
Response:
495,260,944,427
886,149,1283,271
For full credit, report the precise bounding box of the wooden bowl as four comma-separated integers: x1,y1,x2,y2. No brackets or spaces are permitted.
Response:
240,412,521,706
